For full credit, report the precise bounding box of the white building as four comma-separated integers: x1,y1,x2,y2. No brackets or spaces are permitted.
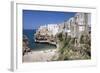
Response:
39,24,47,30
74,13,91,35
65,17,76,38
63,12,91,39
47,24,59,36
58,23,64,32
37,24,59,36
64,20,71,36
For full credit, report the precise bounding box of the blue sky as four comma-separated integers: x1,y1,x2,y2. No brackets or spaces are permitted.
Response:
23,10,76,29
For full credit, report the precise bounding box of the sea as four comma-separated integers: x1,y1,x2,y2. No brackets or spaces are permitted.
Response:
23,29,56,51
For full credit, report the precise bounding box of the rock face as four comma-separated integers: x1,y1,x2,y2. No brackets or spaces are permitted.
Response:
23,35,31,56
34,26,57,46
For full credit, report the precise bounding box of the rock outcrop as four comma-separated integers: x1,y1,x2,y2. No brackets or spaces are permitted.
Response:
23,35,31,56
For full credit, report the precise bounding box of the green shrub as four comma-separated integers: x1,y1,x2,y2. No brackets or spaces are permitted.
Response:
56,32,91,60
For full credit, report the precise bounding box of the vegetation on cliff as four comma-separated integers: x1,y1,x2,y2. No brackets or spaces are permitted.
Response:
55,32,91,60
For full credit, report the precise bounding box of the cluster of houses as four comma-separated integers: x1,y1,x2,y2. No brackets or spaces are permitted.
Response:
34,24,59,44
34,12,91,45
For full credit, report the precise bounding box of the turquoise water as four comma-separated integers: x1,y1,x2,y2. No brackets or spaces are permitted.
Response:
23,29,56,51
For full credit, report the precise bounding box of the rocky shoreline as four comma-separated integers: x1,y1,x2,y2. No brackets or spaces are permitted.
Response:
23,35,31,56
22,49,58,62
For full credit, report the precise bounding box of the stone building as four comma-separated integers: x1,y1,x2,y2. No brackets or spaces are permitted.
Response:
74,13,91,38
64,13,91,38
47,24,59,36
61,12,91,47
58,22,65,33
